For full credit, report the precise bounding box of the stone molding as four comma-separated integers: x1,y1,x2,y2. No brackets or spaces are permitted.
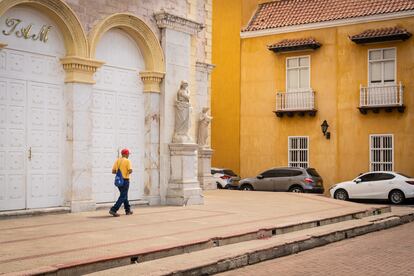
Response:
88,13,165,74
155,11,204,35
169,143,198,156
60,56,104,84
198,147,213,157
0,0,88,57
139,71,165,93
196,62,215,74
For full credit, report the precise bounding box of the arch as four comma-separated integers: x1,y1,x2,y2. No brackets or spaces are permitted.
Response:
0,0,88,57
89,13,165,74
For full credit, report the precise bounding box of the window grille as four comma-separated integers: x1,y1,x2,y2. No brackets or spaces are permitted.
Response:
370,134,393,171
288,136,309,168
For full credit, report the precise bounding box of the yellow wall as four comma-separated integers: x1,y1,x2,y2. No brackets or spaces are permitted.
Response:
211,0,242,173
239,18,414,189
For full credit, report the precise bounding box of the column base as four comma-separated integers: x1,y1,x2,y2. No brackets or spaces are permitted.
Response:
70,200,96,213
166,181,204,206
143,195,161,206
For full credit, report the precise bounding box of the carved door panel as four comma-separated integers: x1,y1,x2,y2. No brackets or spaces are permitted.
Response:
26,81,63,208
0,78,27,211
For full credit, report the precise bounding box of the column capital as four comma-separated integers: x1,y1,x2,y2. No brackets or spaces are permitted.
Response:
60,56,104,84
196,62,215,74
139,71,165,93
154,11,204,35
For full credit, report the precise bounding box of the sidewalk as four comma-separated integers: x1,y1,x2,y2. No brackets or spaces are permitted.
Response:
0,190,390,275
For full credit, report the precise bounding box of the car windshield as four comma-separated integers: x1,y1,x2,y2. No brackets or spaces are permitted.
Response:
306,168,320,177
223,169,237,176
397,172,412,178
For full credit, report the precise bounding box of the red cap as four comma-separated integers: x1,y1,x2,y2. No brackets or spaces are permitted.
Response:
121,148,130,155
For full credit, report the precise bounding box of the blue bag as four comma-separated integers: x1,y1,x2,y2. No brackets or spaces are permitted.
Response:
114,160,125,187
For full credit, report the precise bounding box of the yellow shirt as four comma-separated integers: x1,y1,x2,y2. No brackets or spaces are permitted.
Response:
112,157,132,179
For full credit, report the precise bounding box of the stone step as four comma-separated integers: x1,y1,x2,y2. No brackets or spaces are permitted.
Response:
9,205,392,276
86,207,414,276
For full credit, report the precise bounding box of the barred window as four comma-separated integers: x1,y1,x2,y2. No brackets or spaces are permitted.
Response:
370,134,393,171
288,136,309,168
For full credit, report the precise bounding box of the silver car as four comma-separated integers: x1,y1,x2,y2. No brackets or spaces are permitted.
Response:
238,167,324,193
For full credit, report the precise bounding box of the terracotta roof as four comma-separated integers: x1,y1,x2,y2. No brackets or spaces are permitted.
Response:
350,26,412,43
268,37,321,52
244,0,414,32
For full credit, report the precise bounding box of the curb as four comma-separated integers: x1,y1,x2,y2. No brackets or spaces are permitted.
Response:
158,211,414,276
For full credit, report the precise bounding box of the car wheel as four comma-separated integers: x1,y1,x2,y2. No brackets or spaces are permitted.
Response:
288,186,304,193
334,189,349,201
240,184,253,191
216,182,223,189
389,190,405,204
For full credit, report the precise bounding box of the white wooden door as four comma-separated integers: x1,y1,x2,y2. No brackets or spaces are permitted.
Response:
0,50,64,210
92,29,145,203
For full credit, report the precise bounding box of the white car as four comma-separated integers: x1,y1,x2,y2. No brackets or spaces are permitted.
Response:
330,171,414,204
211,168,240,189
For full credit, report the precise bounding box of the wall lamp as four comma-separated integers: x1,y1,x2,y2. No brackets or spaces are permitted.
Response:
321,120,331,139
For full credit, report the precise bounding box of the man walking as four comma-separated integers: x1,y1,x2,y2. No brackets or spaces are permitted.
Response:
110,148,133,217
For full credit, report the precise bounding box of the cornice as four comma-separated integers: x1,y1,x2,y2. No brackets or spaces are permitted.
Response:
139,71,165,93
60,56,104,84
154,11,204,35
196,62,215,73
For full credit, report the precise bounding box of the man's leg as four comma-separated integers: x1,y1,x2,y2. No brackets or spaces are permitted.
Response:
123,180,132,214
110,185,127,216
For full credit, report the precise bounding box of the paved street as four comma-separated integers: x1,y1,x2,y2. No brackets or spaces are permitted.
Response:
219,216,414,276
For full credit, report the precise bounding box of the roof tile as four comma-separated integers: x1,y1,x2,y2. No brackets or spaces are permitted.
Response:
244,0,414,32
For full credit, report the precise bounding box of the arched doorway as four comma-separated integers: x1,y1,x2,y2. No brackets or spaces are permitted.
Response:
91,28,145,202
0,6,66,210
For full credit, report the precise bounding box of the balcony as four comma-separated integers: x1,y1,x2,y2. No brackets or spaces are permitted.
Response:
359,83,405,114
274,90,317,117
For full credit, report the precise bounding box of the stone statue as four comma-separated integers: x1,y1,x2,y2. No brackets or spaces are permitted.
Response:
173,80,193,143
197,107,212,147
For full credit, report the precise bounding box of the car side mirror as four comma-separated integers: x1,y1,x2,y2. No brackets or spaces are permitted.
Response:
257,174,264,179
354,178,362,183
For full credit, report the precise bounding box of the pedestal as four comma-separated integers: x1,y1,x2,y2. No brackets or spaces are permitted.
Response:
198,147,215,190
167,143,204,206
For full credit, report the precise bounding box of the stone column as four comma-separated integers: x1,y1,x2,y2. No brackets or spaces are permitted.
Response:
61,56,103,212
155,11,204,205
140,71,164,205
195,62,215,190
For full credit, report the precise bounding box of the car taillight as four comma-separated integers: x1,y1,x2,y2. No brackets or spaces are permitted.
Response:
305,178,314,184
406,181,414,185
221,175,231,179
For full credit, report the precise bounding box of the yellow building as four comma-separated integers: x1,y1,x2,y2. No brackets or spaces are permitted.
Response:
212,0,414,191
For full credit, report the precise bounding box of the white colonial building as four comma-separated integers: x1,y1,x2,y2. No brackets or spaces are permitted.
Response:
0,0,214,213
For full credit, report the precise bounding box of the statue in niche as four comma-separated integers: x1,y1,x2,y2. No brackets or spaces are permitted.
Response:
197,107,212,148
173,80,193,143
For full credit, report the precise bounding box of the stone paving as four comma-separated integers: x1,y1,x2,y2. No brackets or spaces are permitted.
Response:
219,211,414,276
0,190,386,275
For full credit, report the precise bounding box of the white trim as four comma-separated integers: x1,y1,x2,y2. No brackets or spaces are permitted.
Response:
367,47,397,86
285,55,311,92
288,136,309,168
369,134,394,172
241,10,414,38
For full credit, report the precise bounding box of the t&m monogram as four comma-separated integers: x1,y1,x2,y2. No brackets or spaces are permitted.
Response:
2,18,52,43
